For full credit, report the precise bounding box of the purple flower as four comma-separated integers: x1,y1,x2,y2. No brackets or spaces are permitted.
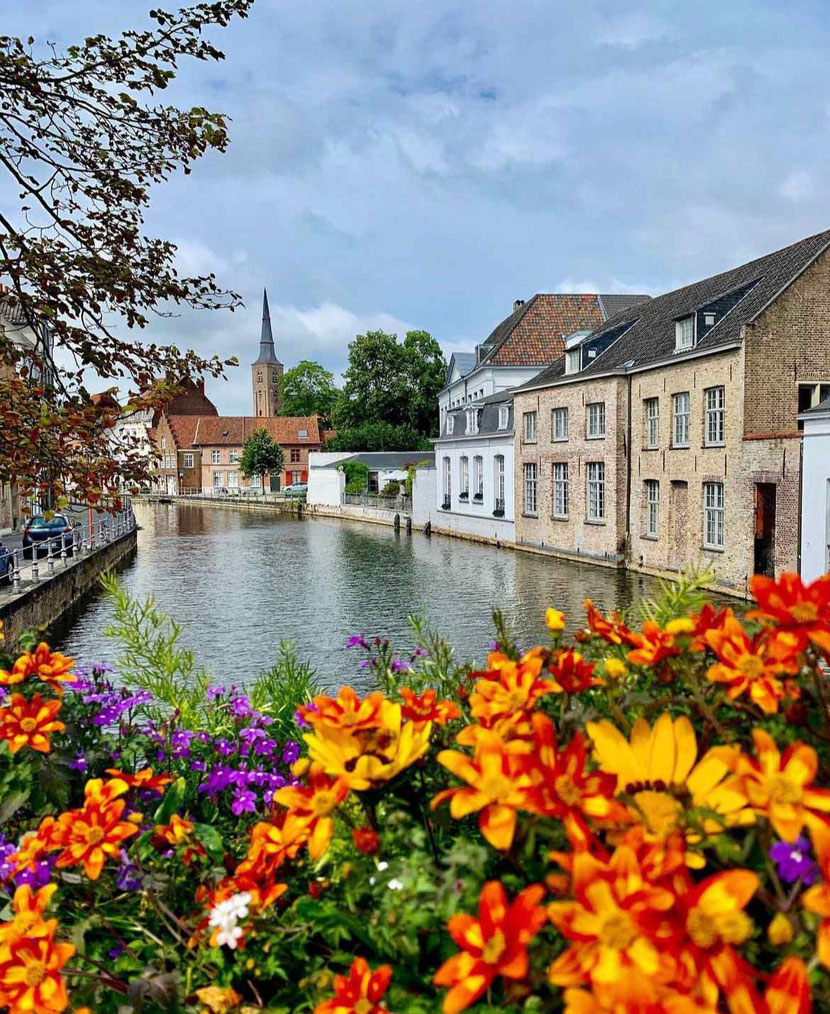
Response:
200,764,234,796
770,836,819,885
108,943,127,960
282,741,300,766
115,853,142,892
230,695,252,719
345,635,369,650
16,858,54,890
190,758,206,772
69,751,88,774
390,657,410,673
254,738,276,758
293,710,310,730
207,686,226,701
231,787,257,816
214,738,234,757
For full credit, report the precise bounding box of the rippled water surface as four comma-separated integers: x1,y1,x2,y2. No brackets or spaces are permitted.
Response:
56,502,667,690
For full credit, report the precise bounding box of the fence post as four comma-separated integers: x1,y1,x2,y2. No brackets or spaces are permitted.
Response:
47,536,55,575
31,550,39,582
11,549,20,590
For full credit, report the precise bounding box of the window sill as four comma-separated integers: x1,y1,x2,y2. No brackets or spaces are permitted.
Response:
521,512,539,519
552,437,569,443
670,444,690,450
523,439,538,445
585,518,606,526
702,544,725,554
586,434,606,440
643,446,659,452
703,442,726,449
641,534,659,541
552,514,569,522
458,494,469,501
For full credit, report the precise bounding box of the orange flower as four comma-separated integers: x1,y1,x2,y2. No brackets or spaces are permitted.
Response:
299,687,385,731
548,650,601,694
730,729,830,842
583,600,636,647
688,602,733,651
314,957,391,1014
522,713,629,848
469,650,557,724
235,815,308,883
352,827,380,855
0,694,64,754
433,735,534,850
399,688,460,726
750,571,830,655
764,957,812,1014
9,818,59,876
0,643,75,694
705,616,800,713
154,813,194,846
53,778,138,879
0,884,58,948
105,767,173,794
0,931,75,1014
627,618,694,667
434,881,546,1014
800,821,830,968
273,771,350,858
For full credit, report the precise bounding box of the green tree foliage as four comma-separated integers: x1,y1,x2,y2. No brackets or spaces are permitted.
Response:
279,360,339,419
339,461,369,494
0,2,251,507
333,329,445,436
323,422,432,453
240,428,285,488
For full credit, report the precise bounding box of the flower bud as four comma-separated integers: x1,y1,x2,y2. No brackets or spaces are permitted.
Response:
603,658,627,679
767,912,793,946
545,608,565,633
352,826,381,856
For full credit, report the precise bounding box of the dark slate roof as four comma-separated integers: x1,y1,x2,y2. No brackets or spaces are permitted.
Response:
253,288,282,366
477,292,650,368
437,396,514,441
802,394,830,415
515,228,830,392
334,451,435,468
445,352,476,384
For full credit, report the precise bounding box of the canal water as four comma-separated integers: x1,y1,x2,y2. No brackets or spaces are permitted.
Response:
56,502,664,690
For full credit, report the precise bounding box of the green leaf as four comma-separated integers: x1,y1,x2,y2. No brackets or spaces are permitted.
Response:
193,822,223,860
0,789,29,824
153,777,186,824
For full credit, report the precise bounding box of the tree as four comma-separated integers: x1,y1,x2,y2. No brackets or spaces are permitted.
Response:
240,428,284,492
332,329,445,436
322,422,432,453
279,360,339,419
0,1,252,508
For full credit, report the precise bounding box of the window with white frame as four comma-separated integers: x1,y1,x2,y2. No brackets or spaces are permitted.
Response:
675,316,694,351
523,411,537,443
466,408,479,435
213,472,222,487
442,457,451,504
250,474,262,488
183,453,194,469
498,406,509,430
645,398,659,448
460,456,469,497
703,482,724,548
565,349,581,375
552,407,568,441
472,455,483,498
645,479,659,537
228,471,238,488
523,462,538,515
494,455,505,510
229,450,239,463
587,402,606,438
587,462,606,521
705,387,725,445
673,392,690,447
160,436,167,450
211,449,221,464
553,462,568,517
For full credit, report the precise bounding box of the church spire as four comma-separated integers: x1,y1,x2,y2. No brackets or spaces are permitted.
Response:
253,287,281,365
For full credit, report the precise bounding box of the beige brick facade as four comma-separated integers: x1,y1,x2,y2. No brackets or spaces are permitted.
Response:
513,245,830,596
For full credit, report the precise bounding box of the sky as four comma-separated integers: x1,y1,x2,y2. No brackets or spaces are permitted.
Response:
5,0,830,414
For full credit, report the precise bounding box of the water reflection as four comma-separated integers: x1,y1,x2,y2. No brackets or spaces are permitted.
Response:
57,502,664,690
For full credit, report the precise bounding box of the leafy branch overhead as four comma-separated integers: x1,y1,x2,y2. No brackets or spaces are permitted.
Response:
0,1,252,504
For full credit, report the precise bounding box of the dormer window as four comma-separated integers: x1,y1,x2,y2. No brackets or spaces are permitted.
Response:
298,429,308,437
703,312,716,328
447,416,454,435
565,349,581,375
675,315,695,351
498,406,509,430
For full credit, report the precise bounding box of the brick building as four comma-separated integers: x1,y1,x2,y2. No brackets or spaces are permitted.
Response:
512,229,830,596
151,379,219,494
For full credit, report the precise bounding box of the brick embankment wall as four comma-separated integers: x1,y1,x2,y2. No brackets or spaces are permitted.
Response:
0,530,137,639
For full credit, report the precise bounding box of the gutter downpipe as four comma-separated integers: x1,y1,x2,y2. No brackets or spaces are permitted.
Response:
797,433,803,575
625,372,633,568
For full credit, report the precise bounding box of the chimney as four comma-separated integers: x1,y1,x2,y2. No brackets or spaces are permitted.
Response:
513,298,525,312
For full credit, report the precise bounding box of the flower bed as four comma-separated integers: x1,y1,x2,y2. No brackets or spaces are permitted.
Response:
2,571,830,1013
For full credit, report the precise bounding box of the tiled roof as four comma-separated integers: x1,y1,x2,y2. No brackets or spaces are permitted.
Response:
480,293,650,367
166,415,206,449
516,228,830,392
191,416,321,446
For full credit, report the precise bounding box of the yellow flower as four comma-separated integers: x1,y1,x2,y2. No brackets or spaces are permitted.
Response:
586,714,752,858
603,658,627,680
194,986,242,1014
767,912,793,946
546,608,566,633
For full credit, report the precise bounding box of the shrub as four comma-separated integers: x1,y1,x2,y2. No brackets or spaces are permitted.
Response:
3,569,830,1013
339,460,370,495
380,479,400,497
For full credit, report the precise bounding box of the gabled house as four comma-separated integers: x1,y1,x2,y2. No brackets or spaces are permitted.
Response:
511,228,830,595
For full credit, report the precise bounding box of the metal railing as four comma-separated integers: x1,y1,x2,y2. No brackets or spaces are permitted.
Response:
343,492,413,512
2,507,136,593
149,487,306,503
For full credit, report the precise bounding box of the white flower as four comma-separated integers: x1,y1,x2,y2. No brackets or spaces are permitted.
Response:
214,925,244,950
388,878,404,891
376,861,389,872
208,892,252,947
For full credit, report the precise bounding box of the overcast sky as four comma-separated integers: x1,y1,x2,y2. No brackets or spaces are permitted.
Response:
6,0,830,414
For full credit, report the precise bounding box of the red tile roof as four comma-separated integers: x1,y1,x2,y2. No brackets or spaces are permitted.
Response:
484,294,605,366
190,416,322,447
165,415,205,449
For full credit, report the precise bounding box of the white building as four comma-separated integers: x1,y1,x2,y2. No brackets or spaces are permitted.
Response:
307,451,435,507
800,395,830,581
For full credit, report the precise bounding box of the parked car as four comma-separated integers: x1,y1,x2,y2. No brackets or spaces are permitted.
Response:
283,482,308,498
0,541,11,584
22,514,76,559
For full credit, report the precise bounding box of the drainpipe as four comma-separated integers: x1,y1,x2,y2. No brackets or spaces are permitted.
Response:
797,434,803,575
624,373,633,566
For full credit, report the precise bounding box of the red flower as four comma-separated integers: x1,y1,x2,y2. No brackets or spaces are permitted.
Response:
314,957,392,1014
0,643,75,694
399,688,460,726
750,572,830,655
583,600,636,647
434,881,546,1014
352,827,381,856
548,650,601,694
105,767,173,794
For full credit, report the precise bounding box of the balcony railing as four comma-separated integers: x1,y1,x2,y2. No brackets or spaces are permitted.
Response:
343,492,412,512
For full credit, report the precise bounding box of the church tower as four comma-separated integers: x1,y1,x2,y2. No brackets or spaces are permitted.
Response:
252,288,283,416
